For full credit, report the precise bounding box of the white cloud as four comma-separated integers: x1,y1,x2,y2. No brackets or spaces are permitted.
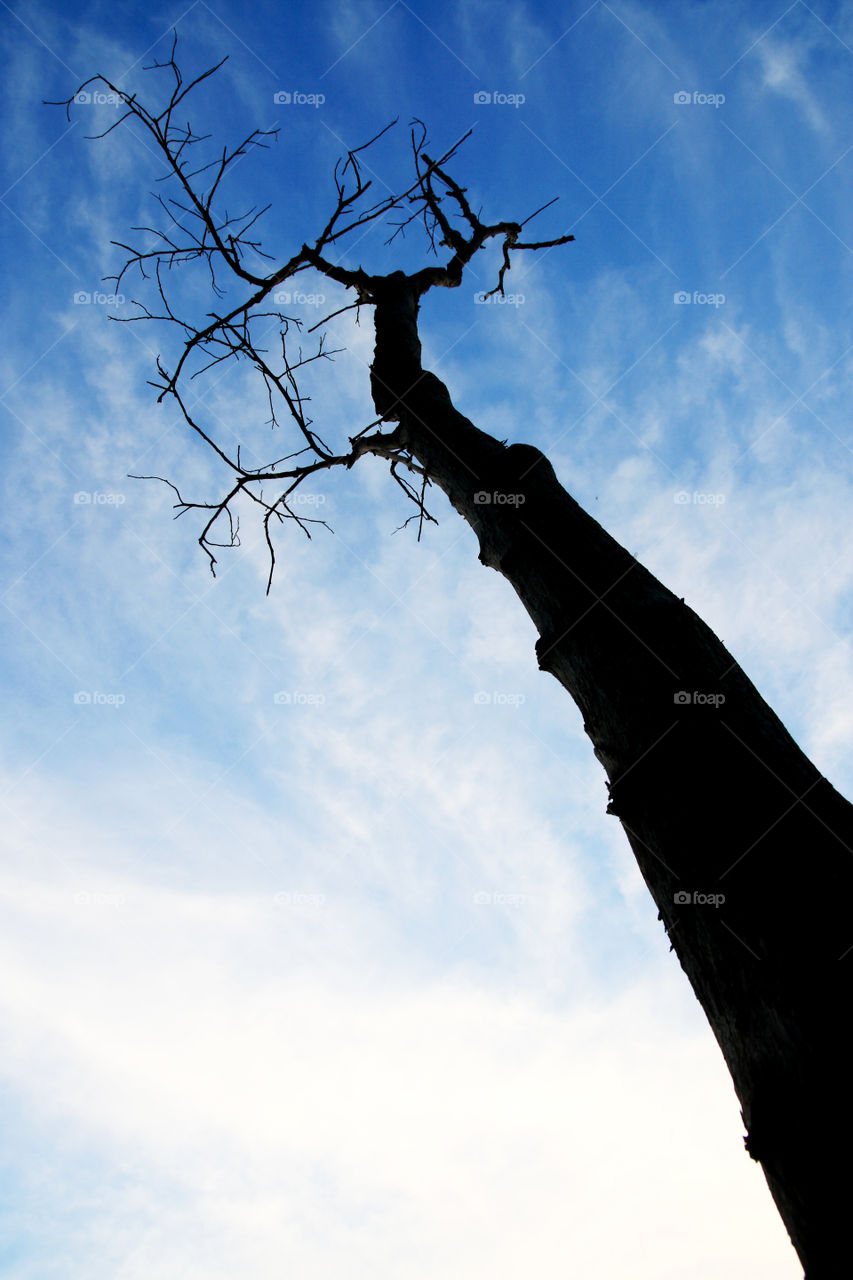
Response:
755,39,829,135
0,855,799,1278
2,7,848,1275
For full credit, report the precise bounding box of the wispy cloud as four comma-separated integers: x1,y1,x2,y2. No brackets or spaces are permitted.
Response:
1,2,844,1275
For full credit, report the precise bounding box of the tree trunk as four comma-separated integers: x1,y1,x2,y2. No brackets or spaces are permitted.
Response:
372,280,853,1278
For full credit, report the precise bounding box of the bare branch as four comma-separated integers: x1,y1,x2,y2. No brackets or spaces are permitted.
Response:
59,35,574,586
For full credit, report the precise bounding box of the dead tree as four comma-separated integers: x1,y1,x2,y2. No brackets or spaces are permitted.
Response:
56,42,853,1278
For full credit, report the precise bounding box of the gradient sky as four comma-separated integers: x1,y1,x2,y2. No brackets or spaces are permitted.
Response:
2,1,852,1275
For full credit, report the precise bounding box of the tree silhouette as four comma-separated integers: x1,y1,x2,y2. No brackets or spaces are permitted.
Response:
57,41,852,1279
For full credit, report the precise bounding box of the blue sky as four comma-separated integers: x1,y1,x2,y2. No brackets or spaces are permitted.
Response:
2,0,852,1274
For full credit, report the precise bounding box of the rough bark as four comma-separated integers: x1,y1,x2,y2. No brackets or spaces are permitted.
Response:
372,277,853,1279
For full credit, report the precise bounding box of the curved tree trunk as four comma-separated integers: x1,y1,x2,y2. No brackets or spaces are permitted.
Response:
371,279,853,1278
